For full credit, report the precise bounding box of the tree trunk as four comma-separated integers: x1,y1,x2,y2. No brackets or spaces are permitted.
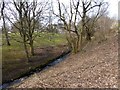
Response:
86,32,91,41
29,39,34,56
76,36,80,52
23,38,30,62
74,39,78,53
4,26,11,46
80,32,83,49
2,9,10,46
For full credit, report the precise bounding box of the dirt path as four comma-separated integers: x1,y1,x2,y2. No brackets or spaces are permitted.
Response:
12,33,118,88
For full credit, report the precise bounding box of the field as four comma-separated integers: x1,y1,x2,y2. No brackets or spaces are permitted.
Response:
2,32,67,83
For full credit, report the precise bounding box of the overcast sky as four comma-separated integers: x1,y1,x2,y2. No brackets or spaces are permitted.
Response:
60,0,119,19
108,0,119,18
1,0,119,17
0,0,119,28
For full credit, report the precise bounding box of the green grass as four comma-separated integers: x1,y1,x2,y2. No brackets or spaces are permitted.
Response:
2,32,67,83
34,32,67,47
2,32,66,61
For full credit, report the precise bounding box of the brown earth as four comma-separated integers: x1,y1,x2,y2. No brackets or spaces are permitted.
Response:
11,32,118,88
3,45,69,84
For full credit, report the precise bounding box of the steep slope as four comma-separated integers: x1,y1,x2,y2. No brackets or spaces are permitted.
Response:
12,33,118,88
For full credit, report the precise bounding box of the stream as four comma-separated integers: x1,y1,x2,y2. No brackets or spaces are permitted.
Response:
0,50,71,89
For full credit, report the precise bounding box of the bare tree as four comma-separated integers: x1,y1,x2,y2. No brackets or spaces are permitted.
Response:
53,0,108,53
22,0,43,56
77,0,108,41
52,0,81,53
5,0,48,61
12,1,30,60
1,0,11,46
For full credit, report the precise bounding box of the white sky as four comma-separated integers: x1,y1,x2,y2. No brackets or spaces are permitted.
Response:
1,0,119,18
107,0,119,19
0,0,119,28
59,0,119,19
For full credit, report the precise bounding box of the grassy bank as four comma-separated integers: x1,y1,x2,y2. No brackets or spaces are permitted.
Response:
2,32,67,61
2,32,67,83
